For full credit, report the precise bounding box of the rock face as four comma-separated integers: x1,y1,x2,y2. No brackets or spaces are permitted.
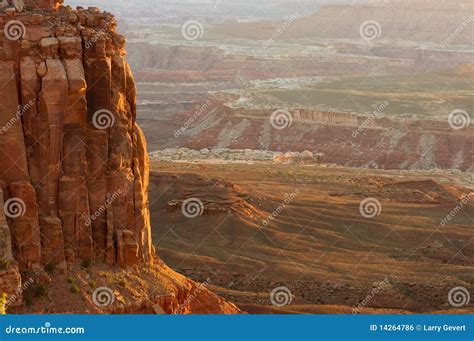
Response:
146,100,473,172
0,2,153,301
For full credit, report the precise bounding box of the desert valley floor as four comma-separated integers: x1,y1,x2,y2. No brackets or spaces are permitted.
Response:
149,161,473,314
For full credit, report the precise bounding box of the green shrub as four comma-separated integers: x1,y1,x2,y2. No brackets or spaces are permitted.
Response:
81,259,91,269
44,263,56,275
0,259,10,270
70,284,80,294
33,285,48,298
23,283,48,307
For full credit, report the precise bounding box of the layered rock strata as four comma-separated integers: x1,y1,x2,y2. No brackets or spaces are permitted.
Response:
0,1,153,301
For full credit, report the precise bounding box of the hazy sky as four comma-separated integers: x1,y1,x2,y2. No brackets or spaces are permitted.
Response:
69,0,362,20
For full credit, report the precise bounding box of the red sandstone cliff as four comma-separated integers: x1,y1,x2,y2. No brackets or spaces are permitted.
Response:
0,1,239,314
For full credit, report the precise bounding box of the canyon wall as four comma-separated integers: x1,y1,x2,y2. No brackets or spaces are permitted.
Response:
0,1,153,300
149,102,473,172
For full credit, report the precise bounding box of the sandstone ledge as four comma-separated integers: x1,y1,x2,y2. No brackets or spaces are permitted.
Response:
9,258,240,314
